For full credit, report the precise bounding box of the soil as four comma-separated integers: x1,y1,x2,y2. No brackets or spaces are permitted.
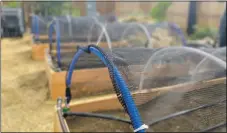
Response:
140,83,226,132
66,82,226,132
1,34,55,132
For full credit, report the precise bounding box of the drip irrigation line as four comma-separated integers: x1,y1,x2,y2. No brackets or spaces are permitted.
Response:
63,112,131,124
199,122,226,132
148,99,226,126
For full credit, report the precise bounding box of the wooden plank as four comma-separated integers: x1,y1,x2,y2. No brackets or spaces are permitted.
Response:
32,43,49,60
197,2,225,28
38,35,49,40
69,94,123,112
45,50,112,100
50,67,112,100
53,109,63,132
68,77,226,112
51,40,128,49
33,41,127,61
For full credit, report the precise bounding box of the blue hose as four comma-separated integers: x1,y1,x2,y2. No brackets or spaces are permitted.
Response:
168,22,187,46
90,47,145,132
65,46,145,132
48,21,56,54
66,48,85,87
48,22,53,47
31,15,35,34
34,15,39,40
55,20,62,68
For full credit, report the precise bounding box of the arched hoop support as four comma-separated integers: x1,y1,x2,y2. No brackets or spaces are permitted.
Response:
121,23,152,48
48,18,62,68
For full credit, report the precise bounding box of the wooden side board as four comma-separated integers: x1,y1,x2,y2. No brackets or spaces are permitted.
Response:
53,77,226,132
53,109,63,132
45,51,113,100
32,43,49,60
38,35,49,40
68,77,226,112
32,41,127,61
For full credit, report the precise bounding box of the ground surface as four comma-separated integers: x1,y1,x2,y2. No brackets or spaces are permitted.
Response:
1,35,55,132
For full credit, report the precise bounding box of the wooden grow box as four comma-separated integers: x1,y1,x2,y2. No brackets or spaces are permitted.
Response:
32,38,129,61
45,48,112,100
31,35,49,60
53,77,226,132
45,46,199,101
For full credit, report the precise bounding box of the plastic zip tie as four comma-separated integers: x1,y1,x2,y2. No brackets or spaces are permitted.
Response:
134,124,148,132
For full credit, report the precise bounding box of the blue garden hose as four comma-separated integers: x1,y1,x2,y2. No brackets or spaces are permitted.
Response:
65,45,146,132
48,21,56,55
66,48,85,87
168,22,187,46
48,19,62,68
48,22,53,48
34,15,39,40
31,15,35,34
55,20,62,68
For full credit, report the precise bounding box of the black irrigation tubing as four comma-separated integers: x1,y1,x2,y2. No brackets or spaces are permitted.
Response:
198,122,226,132
147,98,226,126
63,112,131,124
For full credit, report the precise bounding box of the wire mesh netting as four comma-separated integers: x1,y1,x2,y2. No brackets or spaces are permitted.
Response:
68,46,226,96
49,16,123,71
49,19,191,72
49,20,158,71
31,14,118,43
1,7,24,37
211,47,226,62
31,15,54,42
1,15,20,37
66,83,226,132
110,46,226,132
64,45,226,132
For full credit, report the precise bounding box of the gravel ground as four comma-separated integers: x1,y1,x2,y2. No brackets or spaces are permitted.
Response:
1,35,55,132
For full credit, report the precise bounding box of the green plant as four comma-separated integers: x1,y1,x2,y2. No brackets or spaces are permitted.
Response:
149,2,172,22
33,2,63,16
62,2,80,16
32,1,80,16
189,25,218,40
71,8,80,16
3,1,21,8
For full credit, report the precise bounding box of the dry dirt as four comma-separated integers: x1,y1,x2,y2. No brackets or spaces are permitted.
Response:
1,34,55,132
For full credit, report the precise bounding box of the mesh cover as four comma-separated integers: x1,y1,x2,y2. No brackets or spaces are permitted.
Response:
107,46,226,132
31,15,53,39
68,45,226,132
